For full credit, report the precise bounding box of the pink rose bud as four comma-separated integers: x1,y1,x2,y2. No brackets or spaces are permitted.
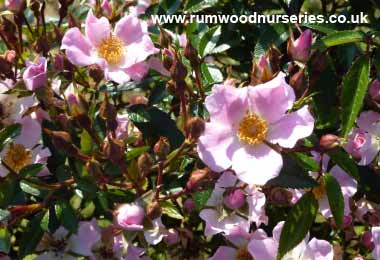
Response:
288,29,313,63
362,230,375,251
342,215,353,229
115,203,145,231
101,0,112,16
369,80,380,101
4,50,16,63
5,0,23,12
346,130,367,159
164,228,180,245
184,198,196,213
223,189,246,210
23,57,47,91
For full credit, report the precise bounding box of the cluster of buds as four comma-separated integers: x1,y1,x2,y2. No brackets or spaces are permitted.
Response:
250,46,281,86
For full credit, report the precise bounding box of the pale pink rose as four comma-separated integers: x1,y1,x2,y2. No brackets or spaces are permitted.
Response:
61,10,158,84
0,116,51,177
23,57,47,91
288,29,313,63
129,0,151,16
248,221,334,260
370,80,380,101
197,73,315,185
345,111,380,165
115,203,145,231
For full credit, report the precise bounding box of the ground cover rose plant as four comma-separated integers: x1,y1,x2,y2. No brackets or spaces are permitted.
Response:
1,0,380,259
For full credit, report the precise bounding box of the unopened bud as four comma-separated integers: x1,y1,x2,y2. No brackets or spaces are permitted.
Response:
184,41,199,65
186,117,205,141
153,137,170,161
164,228,180,245
115,203,145,231
170,56,187,82
186,168,209,191
319,134,340,150
103,137,125,165
99,99,118,132
289,69,306,98
269,187,292,205
86,158,103,177
88,64,104,83
250,56,274,86
362,230,375,251
159,27,172,48
184,198,196,213
146,201,162,220
369,80,380,101
223,189,246,210
288,29,313,63
49,130,81,158
137,152,154,175
129,95,148,105
4,50,16,63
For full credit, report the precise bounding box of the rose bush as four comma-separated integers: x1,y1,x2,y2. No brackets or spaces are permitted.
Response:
0,0,380,259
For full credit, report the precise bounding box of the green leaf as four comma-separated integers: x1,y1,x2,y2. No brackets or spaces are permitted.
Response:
0,227,11,254
324,173,345,228
19,212,45,257
301,22,337,34
341,56,370,137
277,192,318,260
126,146,150,161
192,189,212,211
184,0,218,13
266,154,318,188
0,123,22,151
55,201,78,233
128,105,185,149
254,24,289,58
201,63,223,86
19,164,45,177
80,130,93,154
328,148,359,181
20,180,48,198
314,30,366,50
160,201,183,220
0,209,10,222
198,25,221,57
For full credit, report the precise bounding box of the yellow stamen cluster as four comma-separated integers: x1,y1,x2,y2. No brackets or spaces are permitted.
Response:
2,143,32,172
235,248,254,260
313,178,326,200
97,35,125,65
237,113,268,145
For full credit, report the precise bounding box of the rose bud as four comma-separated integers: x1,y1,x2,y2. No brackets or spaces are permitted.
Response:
88,64,104,83
4,50,16,63
289,69,306,98
319,134,340,150
369,80,380,101
288,29,313,63
115,203,145,231
223,189,246,210
250,56,274,86
184,41,200,66
269,187,292,205
159,27,172,48
101,0,112,17
99,99,118,132
362,230,375,251
164,228,180,245
146,201,162,220
86,158,103,178
47,130,88,160
186,117,205,142
170,55,187,82
23,57,47,91
153,137,170,161
186,168,210,191
184,198,196,213
103,137,125,165
129,95,148,105
137,152,154,175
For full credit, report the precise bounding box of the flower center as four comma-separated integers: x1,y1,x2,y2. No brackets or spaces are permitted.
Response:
235,248,254,260
312,178,326,200
97,35,125,65
237,114,268,145
2,144,32,172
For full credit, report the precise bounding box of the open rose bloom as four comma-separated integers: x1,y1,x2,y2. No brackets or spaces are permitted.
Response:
198,73,314,185
61,10,158,84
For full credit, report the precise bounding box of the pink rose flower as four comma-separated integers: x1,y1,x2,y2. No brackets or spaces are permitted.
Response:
370,80,380,101
248,221,334,260
115,203,145,231
23,57,47,91
197,73,314,185
61,10,159,84
288,29,313,63
345,111,380,165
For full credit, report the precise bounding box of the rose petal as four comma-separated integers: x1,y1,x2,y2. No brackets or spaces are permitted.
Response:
85,9,111,47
